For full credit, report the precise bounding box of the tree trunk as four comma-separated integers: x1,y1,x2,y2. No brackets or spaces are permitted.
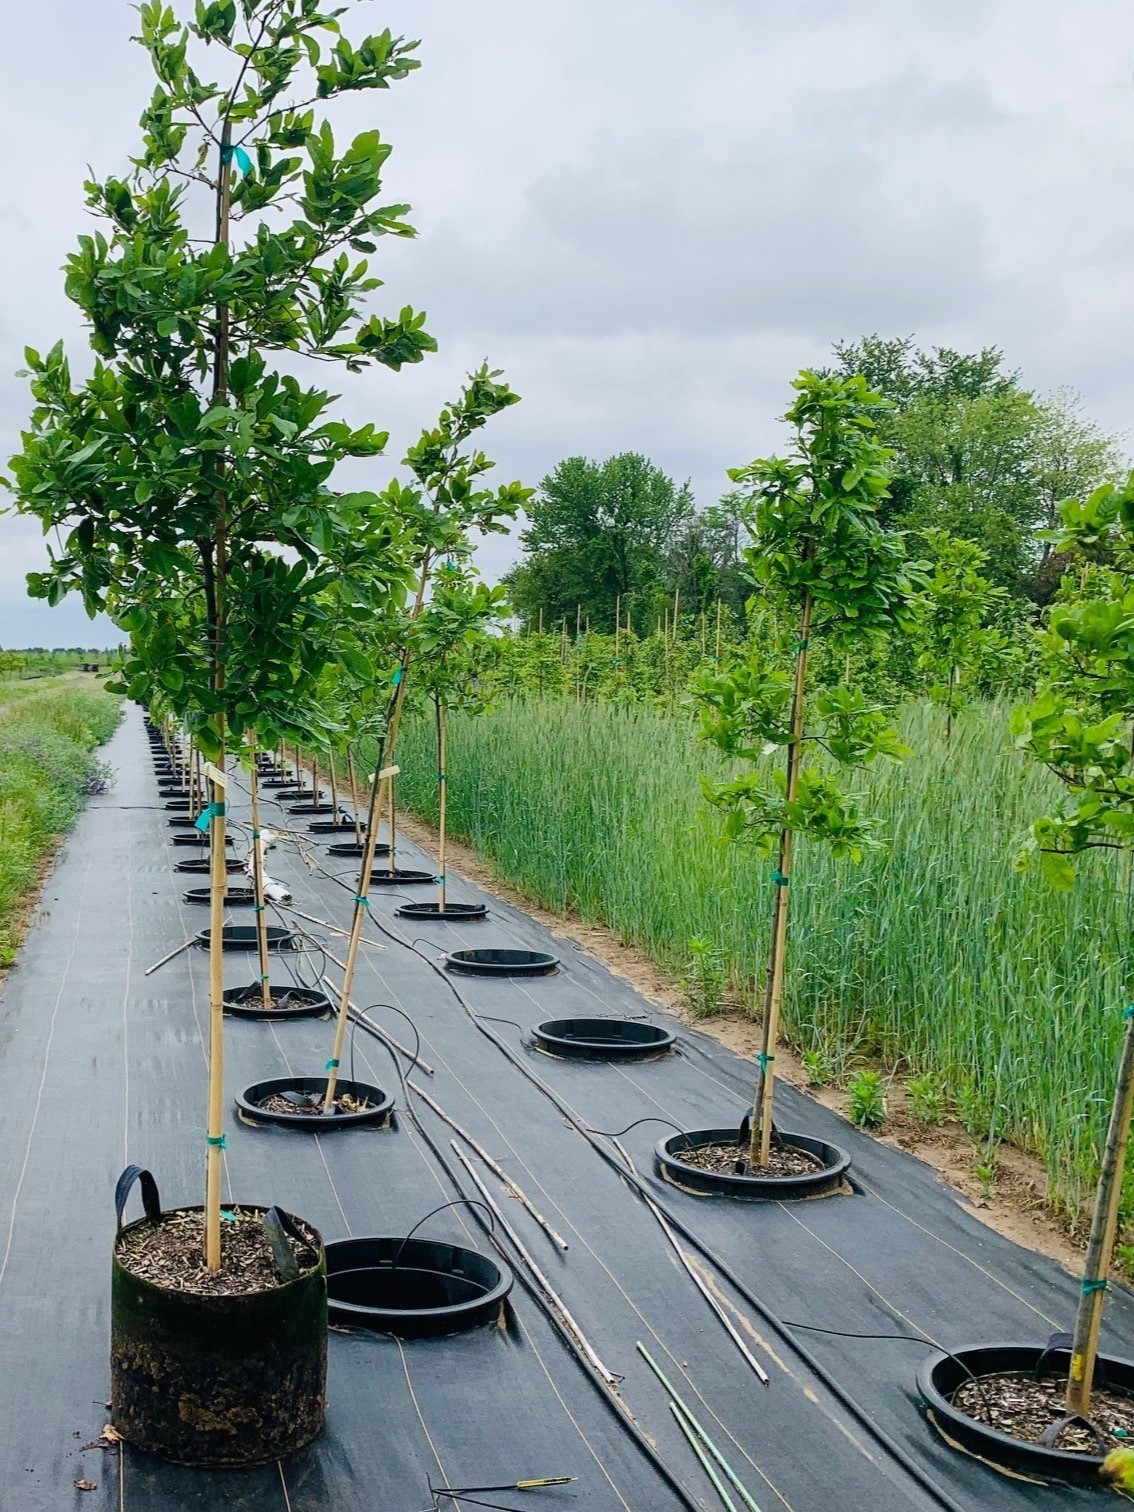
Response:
1066,1009,1134,1416
749,593,812,1170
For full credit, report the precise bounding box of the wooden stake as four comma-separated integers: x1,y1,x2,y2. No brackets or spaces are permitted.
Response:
247,734,272,1011
751,592,812,1169
205,750,227,1269
323,560,430,1111
436,697,448,914
1066,1010,1134,1416
328,748,339,823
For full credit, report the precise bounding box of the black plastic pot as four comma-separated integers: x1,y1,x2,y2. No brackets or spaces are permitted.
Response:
307,817,363,834
395,901,489,922
164,799,192,812
532,1017,675,1061
917,1342,1134,1485
195,925,296,953
286,802,336,815
655,1127,851,1200
277,787,319,801
223,985,332,1021
111,1166,326,1467
260,777,294,789
175,857,244,875
171,833,234,849
324,1236,512,1337
235,1075,393,1129
367,868,436,887
183,886,257,907
446,948,559,977
168,816,201,830
326,841,387,858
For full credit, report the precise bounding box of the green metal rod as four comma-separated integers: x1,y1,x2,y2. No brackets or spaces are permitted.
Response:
670,1403,738,1511
637,1343,763,1512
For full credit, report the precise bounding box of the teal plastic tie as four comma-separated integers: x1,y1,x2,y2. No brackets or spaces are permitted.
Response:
1082,1278,1109,1296
253,905,265,914
1124,1005,1134,1021
251,828,260,839
354,894,371,909
206,1133,227,1150
755,1052,775,1074
221,142,252,177
325,1058,340,1071
220,1208,238,1223
771,869,790,887
259,974,270,982
194,801,227,832
795,638,809,652
391,667,404,685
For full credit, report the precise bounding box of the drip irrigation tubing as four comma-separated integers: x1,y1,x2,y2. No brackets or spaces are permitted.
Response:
270,905,706,1505
354,904,968,1512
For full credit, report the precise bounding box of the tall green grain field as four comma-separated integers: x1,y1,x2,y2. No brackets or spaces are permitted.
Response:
396,698,1126,1216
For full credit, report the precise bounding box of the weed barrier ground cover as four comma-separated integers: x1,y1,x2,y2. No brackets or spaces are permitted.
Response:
1,706,1132,1508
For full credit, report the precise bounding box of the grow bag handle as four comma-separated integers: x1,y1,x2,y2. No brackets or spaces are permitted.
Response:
261,1206,309,1283
737,1111,783,1147
115,1165,161,1231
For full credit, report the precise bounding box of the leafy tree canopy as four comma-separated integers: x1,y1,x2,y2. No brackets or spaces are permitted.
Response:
830,335,1122,601
503,452,694,633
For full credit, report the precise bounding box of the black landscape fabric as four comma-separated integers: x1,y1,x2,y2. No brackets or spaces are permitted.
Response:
0,703,1123,1510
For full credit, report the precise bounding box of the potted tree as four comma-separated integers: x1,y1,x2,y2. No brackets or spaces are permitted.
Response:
394,561,507,922
236,368,528,1127
917,476,1134,1486
656,371,919,1199
7,0,438,1463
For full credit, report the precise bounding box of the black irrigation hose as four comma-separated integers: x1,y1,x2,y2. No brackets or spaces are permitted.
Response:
588,1117,684,1139
360,910,968,1512
781,1322,995,1419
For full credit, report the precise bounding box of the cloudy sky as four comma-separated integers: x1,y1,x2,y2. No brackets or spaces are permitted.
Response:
1,0,1133,645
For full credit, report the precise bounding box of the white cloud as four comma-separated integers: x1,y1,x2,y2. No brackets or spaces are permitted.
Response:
1,0,1133,642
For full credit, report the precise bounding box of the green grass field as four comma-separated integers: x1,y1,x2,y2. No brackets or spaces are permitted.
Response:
395,697,1127,1219
0,680,122,966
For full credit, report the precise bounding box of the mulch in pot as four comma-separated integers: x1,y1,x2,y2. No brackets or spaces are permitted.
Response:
259,1090,375,1116
115,1208,320,1298
675,1138,824,1179
952,1373,1134,1452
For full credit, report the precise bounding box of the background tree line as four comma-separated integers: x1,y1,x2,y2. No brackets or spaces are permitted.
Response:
504,335,1124,636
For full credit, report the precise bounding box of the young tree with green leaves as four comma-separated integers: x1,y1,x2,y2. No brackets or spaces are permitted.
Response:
908,528,1008,744
5,0,438,1269
320,369,527,1112
1013,473,1134,1419
697,371,919,1171
409,564,508,914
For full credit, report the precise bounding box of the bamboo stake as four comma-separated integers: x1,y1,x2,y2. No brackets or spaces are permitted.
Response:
205,751,227,1270
1066,1010,1134,1416
406,1079,569,1250
328,748,339,823
637,1345,762,1512
715,599,723,660
452,1142,618,1386
323,561,430,1111
247,734,272,1011
751,592,812,1169
436,696,448,914
347,749,363,845
204,120,234,1270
